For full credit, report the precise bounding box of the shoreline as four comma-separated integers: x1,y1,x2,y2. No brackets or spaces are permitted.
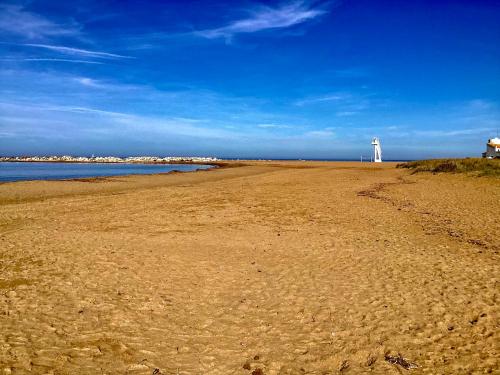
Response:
0,160,399,186
0,161,393,204
0,161,230,185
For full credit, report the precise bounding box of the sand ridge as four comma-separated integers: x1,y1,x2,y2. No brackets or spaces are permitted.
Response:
0,161,498,374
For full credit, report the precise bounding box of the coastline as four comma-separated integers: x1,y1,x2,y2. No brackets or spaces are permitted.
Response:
0,162,219,185
0,160,260,204
0,155,218,165
0,161,498,373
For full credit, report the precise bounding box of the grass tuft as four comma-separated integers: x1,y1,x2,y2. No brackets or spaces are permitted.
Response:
397,158,500,177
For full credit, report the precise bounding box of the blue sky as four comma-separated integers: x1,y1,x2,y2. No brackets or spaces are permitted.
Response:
0,0,499,159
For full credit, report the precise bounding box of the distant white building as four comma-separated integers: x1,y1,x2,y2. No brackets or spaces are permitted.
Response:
482,137,500,159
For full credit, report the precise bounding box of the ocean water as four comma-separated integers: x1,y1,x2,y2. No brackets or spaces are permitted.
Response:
0,162,213,182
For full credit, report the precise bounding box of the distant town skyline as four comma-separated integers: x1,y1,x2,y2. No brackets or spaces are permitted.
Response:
1,0,499,159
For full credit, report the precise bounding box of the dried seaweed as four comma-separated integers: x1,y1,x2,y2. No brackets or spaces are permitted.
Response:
385,353,418,370
339,360,349,372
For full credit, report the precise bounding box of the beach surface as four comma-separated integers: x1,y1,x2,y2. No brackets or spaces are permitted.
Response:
0,161,498,374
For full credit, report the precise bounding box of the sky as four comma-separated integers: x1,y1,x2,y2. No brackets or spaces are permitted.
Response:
0,0,499,159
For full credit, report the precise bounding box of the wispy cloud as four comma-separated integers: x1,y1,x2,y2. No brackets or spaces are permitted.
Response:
1,58,103,64
465,99,496,111
333,67,371,78
0,101,130,118
294,92,373,116
414,127,497,137
74,77,104,88
22,44,133,59
257,123,292,129
0,4,80,40
44,105,132,118
295,93,349,106
72,77,142,91
195,1,327,41
304,128,336,138
336,111,357,117
0,101,239,141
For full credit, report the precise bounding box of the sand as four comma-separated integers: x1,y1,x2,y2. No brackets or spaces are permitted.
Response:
0,161,498,374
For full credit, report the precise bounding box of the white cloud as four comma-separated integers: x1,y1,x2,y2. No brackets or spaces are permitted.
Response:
195,1,326,41
294,92,373,117
45,105,133,118
294,93,350,106
304,128,336,138
0,58,103,64
336,111,357,117
74,77,102,87
333,67,370,78
257,123,292,129
0,101,239,140
466,99,495,111
0,4,80,39
22,44,133,59
414,127,497,137
72,76,142,91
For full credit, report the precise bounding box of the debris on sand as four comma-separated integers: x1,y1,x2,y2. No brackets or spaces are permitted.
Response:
339,360,349,372
385,353,418,370
366,353,377,367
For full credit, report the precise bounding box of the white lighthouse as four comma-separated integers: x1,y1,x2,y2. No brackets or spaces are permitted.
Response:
371,137,382,162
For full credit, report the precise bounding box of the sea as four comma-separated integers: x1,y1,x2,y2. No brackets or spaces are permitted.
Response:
0,162,213,182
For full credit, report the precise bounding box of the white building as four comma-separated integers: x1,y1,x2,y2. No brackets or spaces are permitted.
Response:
482,137,500,159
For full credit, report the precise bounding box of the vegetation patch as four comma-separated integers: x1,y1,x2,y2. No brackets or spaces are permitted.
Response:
397,158,500,177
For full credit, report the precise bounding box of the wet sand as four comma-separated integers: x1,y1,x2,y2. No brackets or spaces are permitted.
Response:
0,161,498,374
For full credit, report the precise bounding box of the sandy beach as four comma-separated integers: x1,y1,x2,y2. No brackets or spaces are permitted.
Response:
0,161,498,374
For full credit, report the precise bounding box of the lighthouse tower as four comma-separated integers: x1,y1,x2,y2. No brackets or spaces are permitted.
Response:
371,137,382,162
